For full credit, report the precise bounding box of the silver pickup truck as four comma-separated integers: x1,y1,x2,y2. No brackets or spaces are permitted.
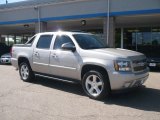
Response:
11,31,149,100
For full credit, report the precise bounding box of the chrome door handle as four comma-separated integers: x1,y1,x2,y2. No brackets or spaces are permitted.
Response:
51,53,57,58
34,52,39,56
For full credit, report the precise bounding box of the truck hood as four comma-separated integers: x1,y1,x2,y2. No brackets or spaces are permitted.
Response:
81,48,145,60
95,48,143,58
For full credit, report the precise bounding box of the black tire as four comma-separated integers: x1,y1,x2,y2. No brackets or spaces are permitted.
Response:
82,70,110,100
19,61,35,82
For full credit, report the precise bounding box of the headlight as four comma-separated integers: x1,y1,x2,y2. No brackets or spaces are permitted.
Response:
114,60,132,72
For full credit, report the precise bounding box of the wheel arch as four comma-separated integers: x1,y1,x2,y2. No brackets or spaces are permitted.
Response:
81,64,110,85
18,56,30,67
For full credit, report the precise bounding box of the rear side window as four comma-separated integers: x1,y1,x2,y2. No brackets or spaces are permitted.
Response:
36,35,53,49
54,35,74,49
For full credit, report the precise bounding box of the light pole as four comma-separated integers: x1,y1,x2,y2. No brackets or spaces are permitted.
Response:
106,0,110,45
34,6,41,33
6,0,8,4
38,7,41,33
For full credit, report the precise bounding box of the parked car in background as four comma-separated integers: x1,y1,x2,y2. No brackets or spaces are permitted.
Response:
147,58,160,69
139,45,160,69
0,53,11,64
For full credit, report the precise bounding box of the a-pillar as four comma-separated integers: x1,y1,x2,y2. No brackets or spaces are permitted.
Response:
103,17,115,47
35,22,47,33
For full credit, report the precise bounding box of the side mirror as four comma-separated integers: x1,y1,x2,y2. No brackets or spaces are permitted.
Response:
61,43,76,52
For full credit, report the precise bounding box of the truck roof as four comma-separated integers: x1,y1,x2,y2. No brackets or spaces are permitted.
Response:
36,31,91,36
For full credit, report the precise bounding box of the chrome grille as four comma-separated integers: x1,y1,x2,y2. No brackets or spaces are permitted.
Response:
132,59,147,72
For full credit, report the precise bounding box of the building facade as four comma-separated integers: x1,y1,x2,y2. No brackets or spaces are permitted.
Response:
0,0,160,57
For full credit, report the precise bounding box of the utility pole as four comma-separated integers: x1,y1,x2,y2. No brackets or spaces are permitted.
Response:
107,0,110,45
34,6,41,33
6,0,8,4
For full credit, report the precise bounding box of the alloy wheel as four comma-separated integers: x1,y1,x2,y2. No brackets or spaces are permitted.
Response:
20,64,29,80
85,74,104,97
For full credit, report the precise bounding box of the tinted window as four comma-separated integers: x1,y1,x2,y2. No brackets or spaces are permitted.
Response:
73,34,108,49
54,35,74,49
36,35,53,49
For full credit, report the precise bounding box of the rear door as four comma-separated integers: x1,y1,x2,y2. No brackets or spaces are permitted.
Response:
32,34,53,74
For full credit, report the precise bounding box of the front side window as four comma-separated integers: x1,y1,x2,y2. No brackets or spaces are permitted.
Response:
36,35,53,49
54,35,74,49
73,34,108,49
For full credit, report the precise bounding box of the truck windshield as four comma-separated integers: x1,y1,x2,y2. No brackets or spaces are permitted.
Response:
73,34,108,49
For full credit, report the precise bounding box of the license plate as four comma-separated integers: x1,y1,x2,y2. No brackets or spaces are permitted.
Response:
149,63,156,67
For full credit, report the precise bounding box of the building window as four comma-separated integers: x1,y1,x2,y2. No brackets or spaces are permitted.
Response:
0,34,34,47
116,26,160,58
115,28,121,48
152,27,160,45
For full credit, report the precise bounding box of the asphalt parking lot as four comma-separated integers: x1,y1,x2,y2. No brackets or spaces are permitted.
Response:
0,65,160,120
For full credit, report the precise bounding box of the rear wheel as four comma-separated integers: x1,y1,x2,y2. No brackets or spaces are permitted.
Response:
82,70,110,100
19,61,35,82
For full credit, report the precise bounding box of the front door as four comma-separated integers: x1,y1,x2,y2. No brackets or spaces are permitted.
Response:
49,35,79,79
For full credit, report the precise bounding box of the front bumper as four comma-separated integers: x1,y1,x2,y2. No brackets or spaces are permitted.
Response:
108,68,149,90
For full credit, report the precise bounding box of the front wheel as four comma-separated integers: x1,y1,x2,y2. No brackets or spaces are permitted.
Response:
19,62,35,82
82,70,110,100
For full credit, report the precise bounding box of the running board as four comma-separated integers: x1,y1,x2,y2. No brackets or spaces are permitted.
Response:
35,73,80,84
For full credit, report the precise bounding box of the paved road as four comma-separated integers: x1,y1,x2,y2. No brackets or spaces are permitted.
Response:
0,65,160,120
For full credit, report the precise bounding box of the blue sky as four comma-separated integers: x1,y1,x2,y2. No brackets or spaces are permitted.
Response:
0,0,27,4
